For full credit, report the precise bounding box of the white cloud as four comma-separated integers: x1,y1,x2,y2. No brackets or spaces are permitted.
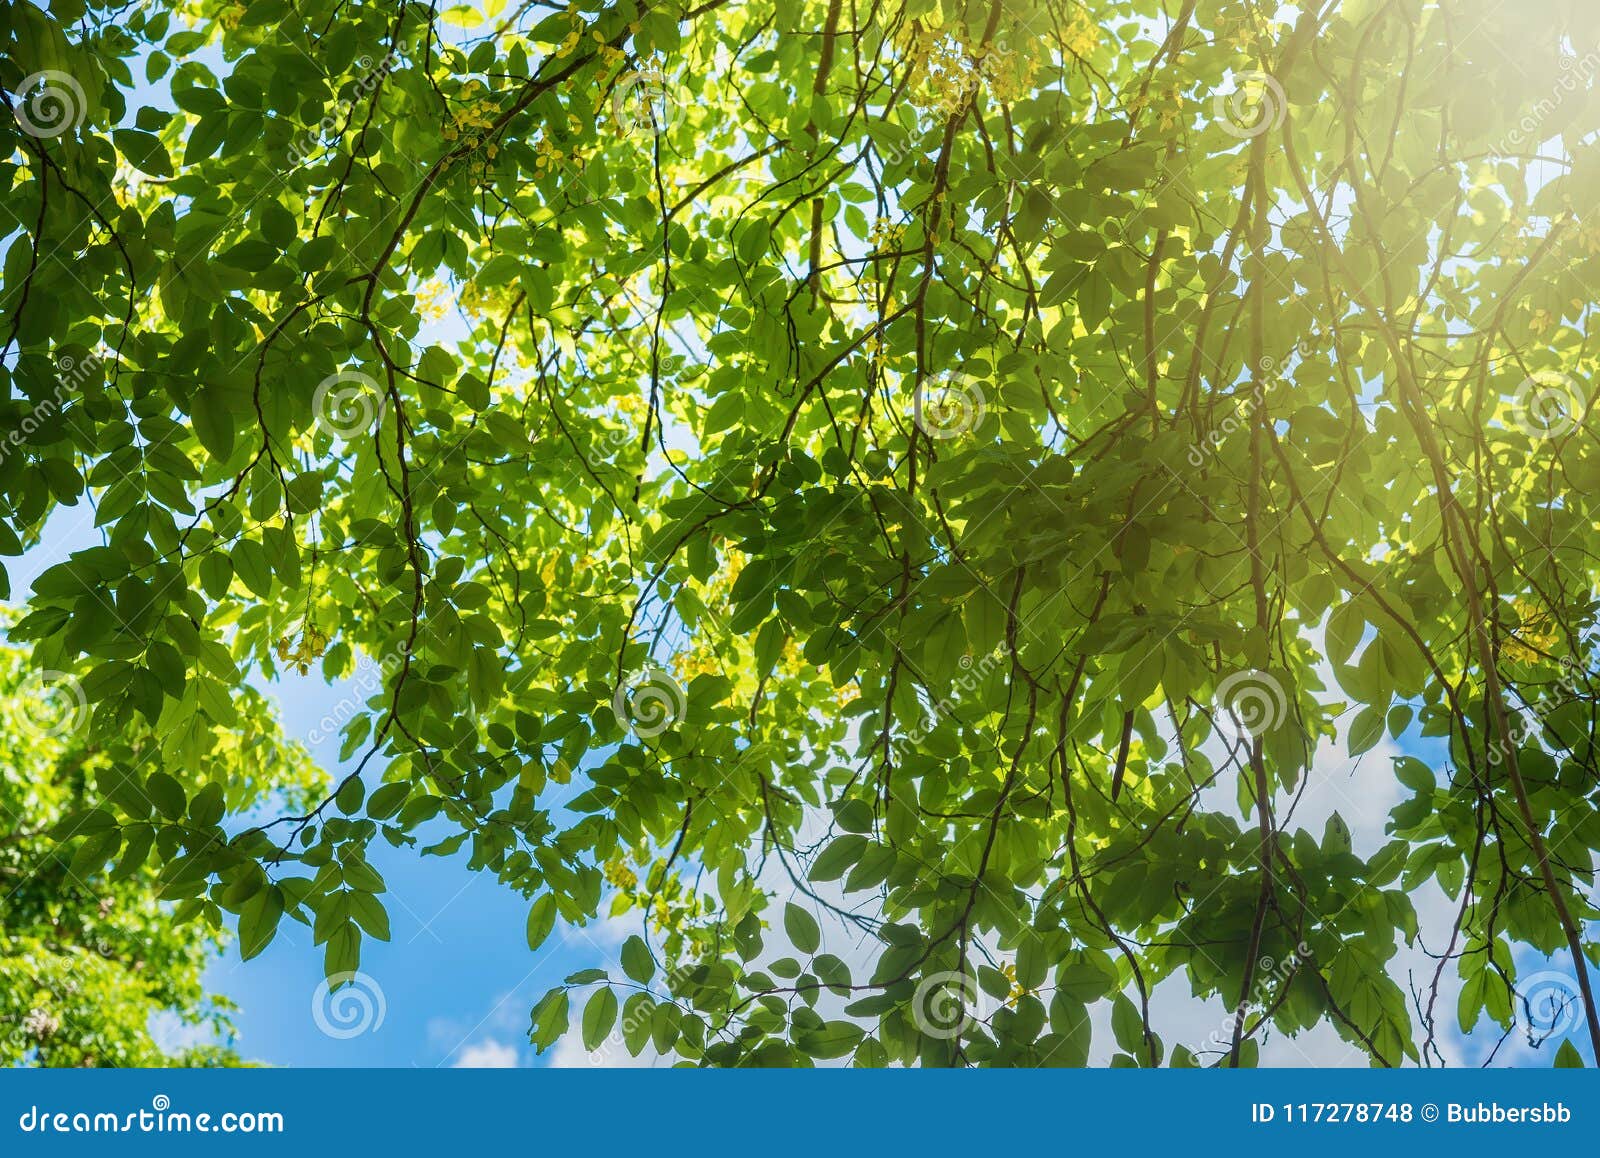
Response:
546,1024,672,1068
452,1037,523,1068
148,1011,215,1057
539,648,1591,1068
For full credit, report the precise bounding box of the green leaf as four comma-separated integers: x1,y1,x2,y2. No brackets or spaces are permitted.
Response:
144,772,186,820
231,540,273,598
114,128,174,176
1393,755,1435,794
70,828,121,880
1109,993,1145,1058
581,986,618,1051
322,924,361,980
348,892,391,941
833,798,874,833
809,835,868,883
525,894,557,951
620,934,655,984
190,390,235,460
335,776,365,815
189,781,224,827
185,110,229,164
529,990,569,1051
239,886,285,960
1325,602,1364,665
366,782,409,821
784,903,821,955
1348,704,1385,757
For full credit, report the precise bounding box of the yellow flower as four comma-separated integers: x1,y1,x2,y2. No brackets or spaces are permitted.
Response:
1505,598,1558,663
603,858,639,890
415,277,453,321
1001,960,1029,1006
1064,10,1099,57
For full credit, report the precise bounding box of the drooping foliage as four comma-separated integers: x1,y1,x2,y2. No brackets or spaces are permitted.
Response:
0,641,316,1064
3,0,1600,1067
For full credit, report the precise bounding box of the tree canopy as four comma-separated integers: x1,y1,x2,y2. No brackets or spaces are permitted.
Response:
0,639,315,1064
3,0,1600,1067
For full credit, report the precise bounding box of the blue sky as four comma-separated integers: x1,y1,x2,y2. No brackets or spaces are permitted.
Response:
2,18,637,1066
10,494,1599,1070
5,3,1596,1070
10,503,624,1069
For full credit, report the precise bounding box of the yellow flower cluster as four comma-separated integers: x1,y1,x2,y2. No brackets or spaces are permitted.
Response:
274,623,329,675
981,44,1042,104
553,6,594,58
864,218,906,371
442,82,501,159
458,278,520,319
415,277,452,322
671,648,722,682
1000,960,1032,1007
908,27,982,116
1145,81,1186,132
902,23,1050,115
717,546,746,589
534,134,570,176
1504,598,1559,664
1219,9,1278,54
614,392,648,421
650,895,675,932
603,858,639,891
1063,8,1100,58
869,216,905,251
